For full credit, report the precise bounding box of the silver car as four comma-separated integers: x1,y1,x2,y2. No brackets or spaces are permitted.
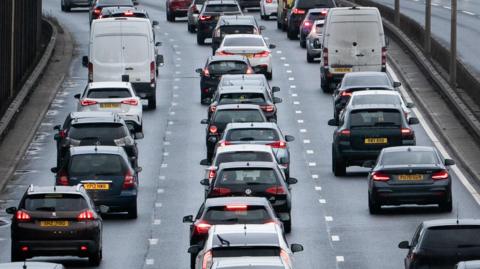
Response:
306,20,324,63
187,0,207,32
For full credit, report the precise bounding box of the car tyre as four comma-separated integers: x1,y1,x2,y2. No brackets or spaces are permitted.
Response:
127,201,138,219
287,28,296,39
283,214,292,233
307,53,314,63
148,95,157,109
277,20,282,29
368,195,381,214
188,23,196,33
332,145,346,176
266,71,272,80
11,244,24,262
439,197,453,212
89,249,102,266
300,40,306,48
321,77,331,93
166,9,175,22
197,34,205,45
190,253,196,269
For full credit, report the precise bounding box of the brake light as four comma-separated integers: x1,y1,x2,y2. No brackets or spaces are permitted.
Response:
202,250,213,269
209,125,218,134
121,98,139,105
208,168,216,180
195,221,212,234
203,68,210,77
371,171,390,181
59,129,66,138
211,187,231,195
93,8,101,15
340,91,352,97
323,48,328,66
246,67,254,74
124,11,134,16
382,47,387,66
219,140,231,147
77,210,95,221
80,99,97,106
150,61,155,82
339,129,350,137
320,9,328,16
432,170,449,180
253,51,270,58
266,0,273,3
265,186,286,195
292,8,305,14
216,50,234,56
280,249,291,266
88,62,93,82
58,170,69,186
225,205,247,210
268,141,286,149
199,15,211,21
261,105,275,112
21,246,29,252
15,210,31,222
302,20,312,28
122,170,135,189
401,128,413,137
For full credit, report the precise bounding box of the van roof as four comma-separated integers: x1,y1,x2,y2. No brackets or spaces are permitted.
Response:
91,17,152,36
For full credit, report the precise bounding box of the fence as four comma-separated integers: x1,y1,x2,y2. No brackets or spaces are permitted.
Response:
0,0,43,116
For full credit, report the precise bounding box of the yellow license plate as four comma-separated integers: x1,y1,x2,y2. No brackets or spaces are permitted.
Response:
364,138,388,144
333,68,352,73
40,220,69,227
83,183,109,190
398,174,424,181
100,103,120,108
244,54,254,58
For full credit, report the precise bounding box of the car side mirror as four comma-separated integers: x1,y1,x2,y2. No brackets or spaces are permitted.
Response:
200,119,209,124
200,178,210,186
97,205,110,214
408,117,420,125
82,56,89,68
6,207,17,214
134,132,144,140
200,159,211,166
406,102,415,108
259,25,266,31
287,177,298,185
271,86,280,93
363,160,375,168
53,125,61,131
393,81,402,88
152,20,159,26
269,44,276,49
188,245,203,254
328,119,338,126
135,167,143,173
398,241,410,249
195,68,203,74
291,243,304,253
183,215,194,223
50,167,59,174
444,158,455,166
122,74,130,82
273,97,282,104
285,135,295,142
74,93,81,99
133,1,139,5
156,54,164,66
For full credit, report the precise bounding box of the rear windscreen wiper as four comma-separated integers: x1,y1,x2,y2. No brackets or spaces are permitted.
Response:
239,137,256,141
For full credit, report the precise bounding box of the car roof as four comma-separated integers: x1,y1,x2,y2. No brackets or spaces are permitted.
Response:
422,219,480,228
87,81,132,89
225,122,278,129
209,55,249,62
69,111,117,120
219,15,256,24
205,0,238,5
221,74,266,81
457,260,480,267
215,144,274,154
344,71,389,78
224,34,263,39
26,185,84,195
69,145,126,155
218,85,267,94
0,262,65,269
212,256,285,268
348,104,403,111
101,6,146,13
205,197,271,207
351,90,399,96
218,161,278,170
215,104,262,110
97,0,133,5
382,146,435,153
71,114,124,124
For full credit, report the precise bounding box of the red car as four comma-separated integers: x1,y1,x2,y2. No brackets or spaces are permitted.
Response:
166,0,192,22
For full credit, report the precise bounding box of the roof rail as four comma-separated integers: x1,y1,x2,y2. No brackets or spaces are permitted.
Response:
76,184,82,192
28,184,34,192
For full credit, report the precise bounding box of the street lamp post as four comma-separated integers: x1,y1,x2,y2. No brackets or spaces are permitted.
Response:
394,0,400,26
450,0,457,88
425,0,431,56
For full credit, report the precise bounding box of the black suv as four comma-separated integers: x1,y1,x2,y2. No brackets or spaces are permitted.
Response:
52,145,141,218
196,55,254,104
328,104,419,176
6,185,103,265
201,161,298,232
201,104,267,160
211,15,263,54
286,0,335,39
89,0,135,24
196,0,243,45
399,219,480,269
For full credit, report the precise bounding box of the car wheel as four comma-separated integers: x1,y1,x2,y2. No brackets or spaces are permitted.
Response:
321,77,331,93
11,244,24,262
127,201,138,219
332,145,346,176
188,23,196,33
197,34,205,45
368,195,381,214
277,20,282,29
190,253,196,269
287,28,297,40
148,95,157,109
300,40,306,48
283,214,292,233
439,197,453,212
266,71,272,80
307,53,314,63
89,249,102,266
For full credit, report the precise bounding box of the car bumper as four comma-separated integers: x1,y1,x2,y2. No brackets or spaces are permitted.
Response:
132,82,156,99
90,192,137,212
371,182,451,205
249,57,272,73
262,3,277,15
13,239,100,257
172,8,189,16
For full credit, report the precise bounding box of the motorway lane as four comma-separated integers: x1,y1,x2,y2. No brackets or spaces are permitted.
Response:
372,0,480,75
0,1,480,269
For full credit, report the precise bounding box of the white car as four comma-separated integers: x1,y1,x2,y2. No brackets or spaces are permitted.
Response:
74,82,143,133
260,0,278,20
216,34,275,80
344,90,414,120
0,262,64,269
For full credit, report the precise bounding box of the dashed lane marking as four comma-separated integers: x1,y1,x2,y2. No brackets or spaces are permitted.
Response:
312,174,319,179
332,235,340,241
163,141,170,146
146,259,155,265
163,152,169,156
155,203,163,208
149,238,159,245
336,256,344,262
291,92,297,95
153,219,162,225
462,10,476,16
159,176,166,180
297,119,304,123
161,163,168,168
295,110,302,114
315,186,322,191
293,101,300,105
280,56,286,60
286,70,292,73
325,216,333,221
157,189,165,194
303,139,310,144
319,199,326,204
284,63,289,66
276,50,282,54
308,162,316,167
306,150,314,154
300,129,307,133
288,77,295,81
173,85,179,89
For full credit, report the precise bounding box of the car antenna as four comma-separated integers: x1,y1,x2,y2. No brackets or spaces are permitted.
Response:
23,261,27,269
217,234,230,246
456,201,460,224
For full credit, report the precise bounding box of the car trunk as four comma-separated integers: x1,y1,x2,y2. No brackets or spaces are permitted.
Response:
379,165,443,185
221,46,266,58
350,127,402,150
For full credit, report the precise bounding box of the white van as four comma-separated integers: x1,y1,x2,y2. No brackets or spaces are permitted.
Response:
83,17,163,109
320,6,386,92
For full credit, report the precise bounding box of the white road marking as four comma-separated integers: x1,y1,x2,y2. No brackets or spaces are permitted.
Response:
280,56,286,60
149,238,159,245
175,64,181,67
336,256,344,262
159,176,166,180
312,174,319,179
153,219,162,225
315,186,322,191
443,5,451,10
306,150,314,154
286,70,292,73
332,235,340,241
172,102,178,106
293,101,300,105
325,216,333,221
276,50,282,54
308,162,316,167
176,58,181,61
175,71,180,74
170,111,176,116
161,163,168,168
155,203,163,208
146,259,155,265
297,119,304,123
168,121,174,125
175,51,181,55
173,94,179,98
295,110,302,114
288,77,295,81
319,199,326,204
173,85,179,89
303,139,310,144
462,10,476,16
174,78,180,81
173,44,179,48
284,63,289,67
264,37,269,40
164,32,169,35
290,85,297,89
163,152,169,156
164,141,170,146
432,3,439,6
157,189,165,194
300,129,307,133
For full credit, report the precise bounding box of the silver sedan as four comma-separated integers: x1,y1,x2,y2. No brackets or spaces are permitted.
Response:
306,20,324,63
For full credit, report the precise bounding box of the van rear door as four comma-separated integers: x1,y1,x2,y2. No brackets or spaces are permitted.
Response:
122,34,151,84
92,35,125,82
351,15,383,71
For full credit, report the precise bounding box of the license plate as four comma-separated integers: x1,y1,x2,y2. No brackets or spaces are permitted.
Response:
333,68,352,73
364,138,388,144
398,174,424,181
40,220,69,227
100,103,120,108
244,54,254,58
83,183,109,190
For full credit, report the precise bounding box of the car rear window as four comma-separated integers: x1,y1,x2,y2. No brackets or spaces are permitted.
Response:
344,75,390,87
421,226,480,249
219,92,266,104
87,88,132,98
215,152,274,166
109,12,148,18
213,247,280,257
221,79,265,87
24,194,88,212
351,94,401,106
220,25,255,35
213,110,265,124
98,0,133,6
226,128,279,141
223,37,265,47
205,4,240,12
69,123,128,142
295,0,335,9
381,151,439,166
217,168,278,186
68,154,126,177
203,205,271,223
209,61,249,75
350,110,402,128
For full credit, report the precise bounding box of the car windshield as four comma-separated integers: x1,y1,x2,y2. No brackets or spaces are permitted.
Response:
98,0,133,6
208,61,249,75
381,151,439,166
216,168,278,185
351,94,401,106
219,93,266,104
214,152,274,166
220,25,255,35
213,247,281,257
350,110,402,128
226,128,279,141
223,37,265,47
203,205,271,223
68,154,126,177
205,4,240,13
421,226,480,249
295,0,335,9
24,194,88,212
344,75,390,87
213,110,265,124
69,123,128,143
87,88,132,98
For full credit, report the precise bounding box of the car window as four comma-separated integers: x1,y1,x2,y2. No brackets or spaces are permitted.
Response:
99,0,133,5
24,194,88,212
351,95,401,106
216,168,278,185
68,154,126,176
349,110,402,128
223,37,265,47
205,4,240,12
307,12,326,21
213,110,265,124
221,79,265,87
215,152,274,166
380,151,439,166
220,25,255,35
420,226,480,249
203,205,271,223
208,61,249,75
226,128,279,141
219,93,266,104
69,123,129,141
213,247,281,257
344,75,390,87
87,88,132,98
295,0,335,9
123,35,149,64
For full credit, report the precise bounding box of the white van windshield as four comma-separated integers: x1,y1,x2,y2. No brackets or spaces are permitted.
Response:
329,21,381,48
123,35,149,64
94,36,122,63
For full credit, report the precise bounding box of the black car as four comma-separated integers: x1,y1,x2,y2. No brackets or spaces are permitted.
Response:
202,161,297,232
286,0,335,39
196,55,254,104
182,197,283,267
201,104,267,160
367,146,455,214
299,8,328,47
399,219,480,269
328,104,419,176
6,185,103,265
208,85,282,121
89,0,135,24
51,146,141,218
211,15,263,54
196,0,243,45
54,112,141,168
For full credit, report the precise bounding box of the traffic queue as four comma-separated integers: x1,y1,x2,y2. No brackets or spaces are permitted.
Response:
2,0,480,268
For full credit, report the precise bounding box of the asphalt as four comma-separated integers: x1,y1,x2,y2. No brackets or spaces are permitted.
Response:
0,0,480,268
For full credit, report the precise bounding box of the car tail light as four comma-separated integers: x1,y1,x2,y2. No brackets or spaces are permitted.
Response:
203,68,210,77
124,11,134,16
80,99,97,106
340,91,352,97
80,246,88,251
21,246,29,252
266,0,273,3
150,61,155,82
93,8,101,15
246,67,254,74
209,105,216,112
58,170,69,186
253,51,270,58
77,210,95,221
292,8,305,14
432,170,449,180
15,210,31,222
382,47,387,66
302,20,312,28
401,128,413,138
208,168,216,180
59,129,66,138
225,205,247,210
121,98,139,105
268,141,286,149
194,221,212,234
339,129,350,137
216,50,234,56
323,48,328,66
372,171,390,181
280,249,291,266
265,186,286,195
209,125,218,134
202,250,213,269
88,62,93,82
261,105,275,112
219,140,231,147
211,187,231,196
122,170,135,189
199,15,211,21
